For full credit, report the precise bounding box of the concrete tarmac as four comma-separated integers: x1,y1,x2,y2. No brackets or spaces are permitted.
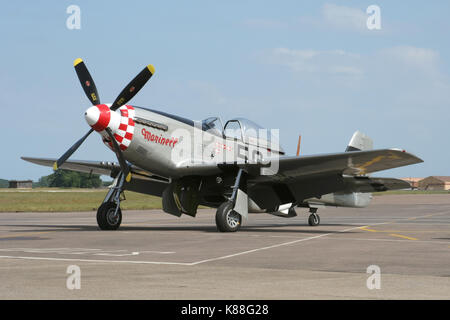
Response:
0,194,449,299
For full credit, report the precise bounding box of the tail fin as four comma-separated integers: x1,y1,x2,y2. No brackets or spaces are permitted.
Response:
346,131,373,152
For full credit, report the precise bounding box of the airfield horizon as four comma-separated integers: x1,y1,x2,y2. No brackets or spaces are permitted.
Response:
1,188,449,212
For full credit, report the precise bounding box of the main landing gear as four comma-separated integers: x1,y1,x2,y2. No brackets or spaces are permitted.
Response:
215,201,242,232
215,168,246,232
97,172,125,230
308,207,321,226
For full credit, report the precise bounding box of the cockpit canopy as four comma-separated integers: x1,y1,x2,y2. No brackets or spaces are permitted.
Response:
202,117,284,154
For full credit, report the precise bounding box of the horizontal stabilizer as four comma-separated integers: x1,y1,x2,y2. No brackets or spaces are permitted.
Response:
343,176,411,193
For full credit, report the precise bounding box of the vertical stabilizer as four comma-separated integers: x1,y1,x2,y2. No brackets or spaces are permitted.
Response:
345,131,373,152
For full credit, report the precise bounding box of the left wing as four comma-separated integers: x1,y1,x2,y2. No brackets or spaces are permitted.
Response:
177,148,422,205
254,148,423,182
176,148,423,180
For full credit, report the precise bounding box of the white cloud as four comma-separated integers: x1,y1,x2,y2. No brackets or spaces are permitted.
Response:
242,18,288,29
259,44,450,112
379,46,440,74
187,80,227,106
244,4,383,34
262,45,442,80
264,47,363,76
322,3,368,32
296,3,386,34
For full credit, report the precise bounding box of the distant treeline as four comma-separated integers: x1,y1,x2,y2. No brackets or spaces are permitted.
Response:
1,171,113,188
36,170,103,188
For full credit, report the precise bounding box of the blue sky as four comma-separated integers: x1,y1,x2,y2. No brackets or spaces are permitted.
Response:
1,1,449,181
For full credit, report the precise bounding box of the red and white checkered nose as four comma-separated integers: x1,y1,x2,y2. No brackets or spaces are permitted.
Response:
85,104,111,132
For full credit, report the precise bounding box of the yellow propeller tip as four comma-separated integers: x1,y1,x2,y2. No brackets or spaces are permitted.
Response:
73,58,83,67
53,162,58,171
147,64,155,74
126,172,132,183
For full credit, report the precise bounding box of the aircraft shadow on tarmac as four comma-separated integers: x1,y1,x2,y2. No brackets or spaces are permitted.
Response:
5,223,359,235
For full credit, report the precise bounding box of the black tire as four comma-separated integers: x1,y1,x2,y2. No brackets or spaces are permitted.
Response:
308,213,320,226
97,202,122,230
215,201,242,232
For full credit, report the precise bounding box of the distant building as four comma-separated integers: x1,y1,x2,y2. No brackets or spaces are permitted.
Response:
418,176,450,191
8,180,33,189
400,177,422,189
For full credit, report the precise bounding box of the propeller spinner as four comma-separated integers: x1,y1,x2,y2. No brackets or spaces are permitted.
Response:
53,58,155,183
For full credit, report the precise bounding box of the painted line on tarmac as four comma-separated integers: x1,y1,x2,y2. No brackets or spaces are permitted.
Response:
188,210,450,265
359,226,418,240
189,224,367,265
0,248,175,256
0,224,372,266
0,255,192,266
0,210,447,266
0,231,52,239
359,227,378,232
357,210,450,241
319,237,450,245
389,233,418,241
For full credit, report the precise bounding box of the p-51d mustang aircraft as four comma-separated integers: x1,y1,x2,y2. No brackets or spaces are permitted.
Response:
23,59,423,232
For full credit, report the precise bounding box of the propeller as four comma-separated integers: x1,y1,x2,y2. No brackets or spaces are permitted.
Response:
110,64,155,111
74,58,101,105
53,58,155,182
53,128,94,170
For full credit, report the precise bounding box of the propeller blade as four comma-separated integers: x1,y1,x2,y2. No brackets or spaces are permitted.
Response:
105,128,132,182
53,128,94,170
74,58,101,105
110,64,155,111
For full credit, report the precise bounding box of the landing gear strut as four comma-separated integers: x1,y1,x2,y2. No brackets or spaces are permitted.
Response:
97,172,125,230
308,208,320,226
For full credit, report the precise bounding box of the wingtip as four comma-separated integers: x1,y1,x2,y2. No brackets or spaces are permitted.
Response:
73,58,83,67
147,64,155,74
389,148,424,164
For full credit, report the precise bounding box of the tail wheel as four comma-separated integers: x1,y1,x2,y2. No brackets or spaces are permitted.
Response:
308,213,320,226
97,202,122,230
216,201,242,232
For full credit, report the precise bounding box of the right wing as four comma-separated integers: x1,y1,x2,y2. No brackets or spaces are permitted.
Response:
22,157,119,176
21,157,170,197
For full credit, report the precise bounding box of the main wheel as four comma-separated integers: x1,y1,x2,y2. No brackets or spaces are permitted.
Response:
97,202,122,230
215,201,242,232
308,213,320,226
